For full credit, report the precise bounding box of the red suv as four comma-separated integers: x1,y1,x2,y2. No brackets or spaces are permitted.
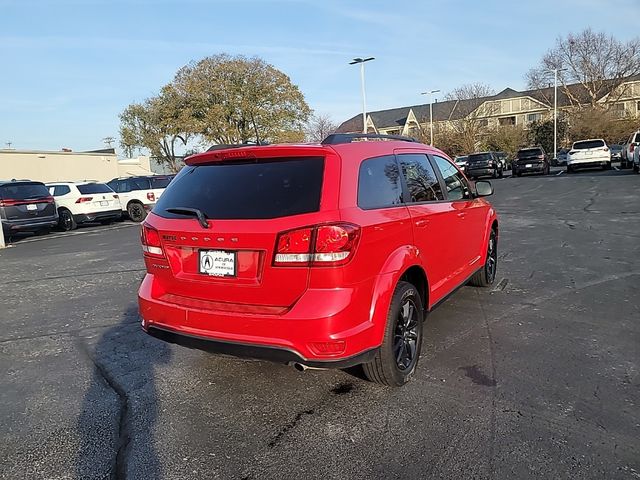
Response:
138,134,498,386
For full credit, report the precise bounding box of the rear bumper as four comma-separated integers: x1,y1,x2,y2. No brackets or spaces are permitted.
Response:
74,209,122,223
568,156,610,167
1,217,58,233
466,167,495,177
513,162,545,173
138,273,381,366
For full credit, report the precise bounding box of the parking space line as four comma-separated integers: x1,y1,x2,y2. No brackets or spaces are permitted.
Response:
10,223,138,245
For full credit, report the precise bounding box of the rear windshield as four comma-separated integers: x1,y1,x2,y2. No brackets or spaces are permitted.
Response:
155,157,324,220
77,183,112,194
517,148,543,157
468,153,492,162
0,182,50,200
150,177,173,189
454,156,468,163
573,140,605,149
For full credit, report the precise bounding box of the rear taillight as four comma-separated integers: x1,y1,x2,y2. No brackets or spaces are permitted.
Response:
147,192,156,202
141,224,164,256
630,144,636,153
0,199,16,207
274,223,360,267
75,197,93,203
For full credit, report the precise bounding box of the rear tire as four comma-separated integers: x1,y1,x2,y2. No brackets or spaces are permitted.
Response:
58,208,77,231
127,202,147,222
469,228,498,287
362,281,424,387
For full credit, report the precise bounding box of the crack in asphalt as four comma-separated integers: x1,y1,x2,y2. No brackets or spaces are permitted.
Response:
74,336,131,480
0,320,140,344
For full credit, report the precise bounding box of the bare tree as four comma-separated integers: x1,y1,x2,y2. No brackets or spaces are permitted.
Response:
305,113,338,142
526,29,640,109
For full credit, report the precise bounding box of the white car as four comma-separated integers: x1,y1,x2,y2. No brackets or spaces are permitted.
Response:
632,142,640,174
566,139,611,173
106,175,174,222
47,181,122,231
621,130,640,169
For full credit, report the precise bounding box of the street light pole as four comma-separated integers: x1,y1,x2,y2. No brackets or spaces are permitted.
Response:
421,89,440,145
350,57,375,134
554,68,558,161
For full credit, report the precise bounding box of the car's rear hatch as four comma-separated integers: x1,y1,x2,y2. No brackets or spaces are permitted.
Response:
76,183,119,212
570,140,608,160
0,182,56,222
466,153,492,168
515,148,544,166
143,146,337,310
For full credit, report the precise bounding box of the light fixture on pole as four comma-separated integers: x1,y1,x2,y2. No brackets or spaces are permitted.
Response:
349,57,375,134
421,89,440,145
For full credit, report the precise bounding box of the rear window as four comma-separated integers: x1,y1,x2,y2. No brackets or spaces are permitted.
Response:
77,183,113,194
573,140,605,150
155,157,324,220
0,182,50,200
150,177,173,189
468,153,492,162
517,148,543,157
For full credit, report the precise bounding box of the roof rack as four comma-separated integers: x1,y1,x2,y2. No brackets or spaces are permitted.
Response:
321,133,418,145
206,141,270,152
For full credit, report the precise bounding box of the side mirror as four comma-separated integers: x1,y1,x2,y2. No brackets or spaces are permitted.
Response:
475,180,493,197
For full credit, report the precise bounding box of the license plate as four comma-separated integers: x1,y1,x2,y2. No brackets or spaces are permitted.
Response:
199,250,236,277
100,201,109,206
26,204,37,211
525,163,532,168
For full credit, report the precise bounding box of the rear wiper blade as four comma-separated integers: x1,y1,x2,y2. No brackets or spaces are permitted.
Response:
165,207,210,229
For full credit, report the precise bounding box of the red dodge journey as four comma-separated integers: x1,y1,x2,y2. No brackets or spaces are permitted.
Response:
138,134,498,386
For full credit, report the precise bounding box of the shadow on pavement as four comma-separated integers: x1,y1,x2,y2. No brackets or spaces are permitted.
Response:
76,305,171,479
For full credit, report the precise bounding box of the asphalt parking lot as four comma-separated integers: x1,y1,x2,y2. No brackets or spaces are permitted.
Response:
1,167,639,480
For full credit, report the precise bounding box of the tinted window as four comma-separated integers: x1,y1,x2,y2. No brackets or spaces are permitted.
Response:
50,185,71,196
573,140,605,150
129,178,151,191
517,148,543,157
150,177,173,189
468,153,492,162
398,154,444,202
77,183,112,194
0,182,50,200
358,155,403,209
156,157,324,220
432,156,469,201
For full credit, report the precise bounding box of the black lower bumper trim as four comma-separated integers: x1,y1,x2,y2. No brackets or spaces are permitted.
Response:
146,326,378,369
74,210,122,223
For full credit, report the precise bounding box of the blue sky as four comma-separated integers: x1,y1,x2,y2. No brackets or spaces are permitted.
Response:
1,0,637,152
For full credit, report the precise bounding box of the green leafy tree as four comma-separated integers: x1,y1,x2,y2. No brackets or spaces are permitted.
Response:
172,54,311,144
119,84,194,172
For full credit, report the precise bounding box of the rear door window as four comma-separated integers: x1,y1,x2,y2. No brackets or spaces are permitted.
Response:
432,156,469,201
398,154,444,203
358,155,403,209
155,157,324,219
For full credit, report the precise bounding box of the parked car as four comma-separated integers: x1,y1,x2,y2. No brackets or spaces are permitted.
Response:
454,155,468,169
138,134,499,387
609,144,623,161
107,175,174,222
566,139,611,173
46,181,122,231
632,142,640,173
621,131,640,169
495,151,509,170
0,180,58,238
555,148,569,166
512,147,550,177
465,151,504,179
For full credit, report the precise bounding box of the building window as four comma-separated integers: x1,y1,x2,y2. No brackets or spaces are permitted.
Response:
498,116,516,126
612,103,626,118
636,101,640,113
384,128,400,135
527,113,542,123
478,119,489,127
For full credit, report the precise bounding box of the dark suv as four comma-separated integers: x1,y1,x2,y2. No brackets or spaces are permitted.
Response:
465,152,504,179
0,180,58,238
512,147,550,176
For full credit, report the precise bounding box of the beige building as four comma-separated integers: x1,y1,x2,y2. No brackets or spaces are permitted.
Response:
0,148,154,183
337,76,640,137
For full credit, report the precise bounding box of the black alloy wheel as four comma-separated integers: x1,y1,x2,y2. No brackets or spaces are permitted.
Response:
393,297,420,371
59,209,77,231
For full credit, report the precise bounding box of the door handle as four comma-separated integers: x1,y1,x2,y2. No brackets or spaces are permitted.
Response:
415,219,429,228
457,212,466,218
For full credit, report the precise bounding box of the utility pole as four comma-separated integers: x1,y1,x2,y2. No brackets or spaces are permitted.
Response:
349,57,375,134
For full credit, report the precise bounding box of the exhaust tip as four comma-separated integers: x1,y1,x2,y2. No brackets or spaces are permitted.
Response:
292,362,307,372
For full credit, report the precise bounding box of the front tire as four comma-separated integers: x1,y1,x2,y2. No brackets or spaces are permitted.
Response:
127,202,147,222
469,228,498,287
362,281,424,387
58,208,77,231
